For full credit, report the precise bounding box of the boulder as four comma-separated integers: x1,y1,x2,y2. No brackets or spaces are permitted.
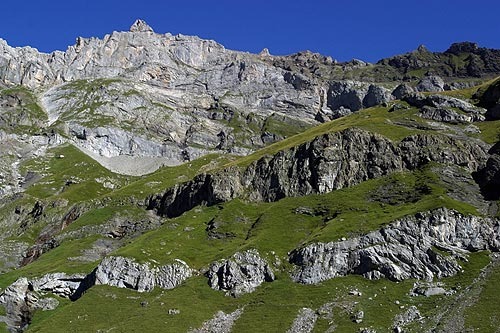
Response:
416,75,445,92
207,249,275,297
392,83,414,100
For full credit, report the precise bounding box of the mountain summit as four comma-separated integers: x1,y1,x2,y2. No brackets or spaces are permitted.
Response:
129,19,154,33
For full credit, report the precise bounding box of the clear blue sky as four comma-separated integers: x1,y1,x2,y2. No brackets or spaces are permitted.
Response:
2,0,499,62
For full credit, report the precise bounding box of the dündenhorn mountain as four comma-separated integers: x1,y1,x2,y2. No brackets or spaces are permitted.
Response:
0,20,500,333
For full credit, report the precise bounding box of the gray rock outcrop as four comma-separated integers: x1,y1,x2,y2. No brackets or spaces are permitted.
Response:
391,83,414,99
0,270,100,331
207,250,275,297
31,273,89,298
290,208,500,284
325,81,392,118
416,75,445,92
94,256,193,292
148,128,488,218
0,278,36,332
0,257,193,331
405,93,486,122
418,106,476,123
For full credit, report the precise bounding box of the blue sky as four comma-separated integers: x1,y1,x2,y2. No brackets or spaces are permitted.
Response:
2,0,499,62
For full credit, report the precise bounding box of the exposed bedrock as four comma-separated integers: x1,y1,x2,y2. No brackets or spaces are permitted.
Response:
289,208,500,284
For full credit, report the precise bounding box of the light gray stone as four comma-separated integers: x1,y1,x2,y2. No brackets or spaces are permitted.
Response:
207,249,275,297
290,208,500,284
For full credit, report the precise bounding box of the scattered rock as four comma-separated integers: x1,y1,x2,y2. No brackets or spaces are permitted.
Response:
188,308,243,333
168,308,180,315
393,306,422,330
352,310,364,323
287,308,318,333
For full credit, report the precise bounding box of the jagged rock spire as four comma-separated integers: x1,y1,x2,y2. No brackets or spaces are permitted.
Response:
130,19,154,33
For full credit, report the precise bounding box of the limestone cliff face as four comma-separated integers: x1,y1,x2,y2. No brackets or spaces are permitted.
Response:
148,128,489,218
289,208,500,283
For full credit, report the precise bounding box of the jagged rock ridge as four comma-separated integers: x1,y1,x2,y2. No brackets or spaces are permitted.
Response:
148,127,489,218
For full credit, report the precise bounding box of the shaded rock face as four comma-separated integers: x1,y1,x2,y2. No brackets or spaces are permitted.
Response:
289,208,500,284
0,273,93,332
473,142,500,200
477,80,500,120
325,81,392,117
148,128,488,218
94,256,193,292
207,250,275,297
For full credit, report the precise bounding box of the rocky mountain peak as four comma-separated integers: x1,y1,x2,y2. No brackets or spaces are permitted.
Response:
130,19,154,33
416,44,429,53
445,41,479,55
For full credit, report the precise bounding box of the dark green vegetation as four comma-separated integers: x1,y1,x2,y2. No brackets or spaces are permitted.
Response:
1,77,499,333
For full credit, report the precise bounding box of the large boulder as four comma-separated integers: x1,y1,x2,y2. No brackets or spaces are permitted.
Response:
207,249,275,297
416,75,445,92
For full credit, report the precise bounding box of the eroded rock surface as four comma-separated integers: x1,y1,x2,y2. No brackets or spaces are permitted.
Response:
148,128,488,218
290,208,500,283
95,256,193,292
207,249,275,297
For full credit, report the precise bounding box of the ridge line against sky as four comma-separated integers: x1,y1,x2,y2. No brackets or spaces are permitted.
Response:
2,0,500,62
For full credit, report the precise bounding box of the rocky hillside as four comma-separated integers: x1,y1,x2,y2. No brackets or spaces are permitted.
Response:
0,20,500,333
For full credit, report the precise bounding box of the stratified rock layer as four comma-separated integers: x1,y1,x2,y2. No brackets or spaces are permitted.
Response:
289,208,500,284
